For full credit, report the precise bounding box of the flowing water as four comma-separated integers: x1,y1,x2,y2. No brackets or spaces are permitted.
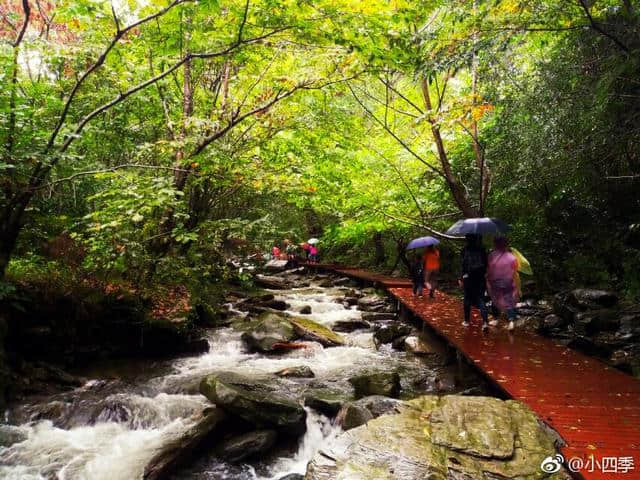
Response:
0,280,479,480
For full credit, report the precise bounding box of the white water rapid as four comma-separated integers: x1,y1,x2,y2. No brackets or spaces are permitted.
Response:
0,281,450,480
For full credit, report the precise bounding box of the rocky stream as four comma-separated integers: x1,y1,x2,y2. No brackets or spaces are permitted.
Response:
0,269,569,479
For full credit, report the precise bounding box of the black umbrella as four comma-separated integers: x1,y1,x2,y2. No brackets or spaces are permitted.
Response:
446,217,511,236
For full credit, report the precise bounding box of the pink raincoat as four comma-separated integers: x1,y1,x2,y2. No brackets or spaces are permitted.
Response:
487,249,519,311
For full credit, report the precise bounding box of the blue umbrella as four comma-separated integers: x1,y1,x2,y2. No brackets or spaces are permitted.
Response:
406,236,440,250
446,217,511,236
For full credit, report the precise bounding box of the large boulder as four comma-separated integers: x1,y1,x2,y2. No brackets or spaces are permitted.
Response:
288,317,345,347
143,408,228,480
216,429,278,463
349,371,401,398
305,395,568,480
429,396,515,459
200,374,306,435
241,313,297,353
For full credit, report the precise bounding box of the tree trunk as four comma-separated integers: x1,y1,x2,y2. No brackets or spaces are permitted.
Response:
0,194,31,278
373,232,386,266
420,77,478,218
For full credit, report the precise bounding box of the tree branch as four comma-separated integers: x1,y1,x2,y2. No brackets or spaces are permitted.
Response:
34,164,190,190
12,0,31,48
578,0,629,53
190,81,313,158
237,0,250,44
58,27,289,156
45,0,194,153
372,209,462,240
377,76,424,115
347,81,444,177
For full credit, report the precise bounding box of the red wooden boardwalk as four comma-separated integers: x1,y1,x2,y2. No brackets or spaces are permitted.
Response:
315,264,640,479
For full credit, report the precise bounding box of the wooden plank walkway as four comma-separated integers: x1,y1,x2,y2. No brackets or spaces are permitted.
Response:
313,264,640,479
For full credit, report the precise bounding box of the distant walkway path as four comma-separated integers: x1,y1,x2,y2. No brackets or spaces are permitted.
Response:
309,264,640,480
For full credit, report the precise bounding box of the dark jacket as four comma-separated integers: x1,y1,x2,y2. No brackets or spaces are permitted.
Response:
461,245,487,278
411,260,425,282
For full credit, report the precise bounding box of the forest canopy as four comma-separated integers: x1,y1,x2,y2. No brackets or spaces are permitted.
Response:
1,0,639,297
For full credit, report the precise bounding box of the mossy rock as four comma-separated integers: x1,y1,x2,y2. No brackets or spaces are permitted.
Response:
200,374,306,436
305,395,569,480
288,317,345,346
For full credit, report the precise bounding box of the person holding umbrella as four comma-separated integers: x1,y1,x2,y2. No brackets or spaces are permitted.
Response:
459,234,490,330
446,218,511,331
406,236,440,299
307,238,319,263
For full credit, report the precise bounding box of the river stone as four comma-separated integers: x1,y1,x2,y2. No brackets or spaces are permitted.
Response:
337,403,373,430
278,475,304,480
349,371,401,398
305,395,566,480
357,295,387,312
568,289,618,310
333,319,371,333
573,309,620,336
354,395,402,418
217,429,278,462
304,389,353,416
299,305,312,314
288,317,345,346
404,336,435,356
265,259,290,271
241,313,297,352
255,274,291,290
373,324,411,345
361,312,397,322
275,365,315,378
199,375,306,435
143,408,228,480
429,395,515,459
539,314,566,333
0,425,27,447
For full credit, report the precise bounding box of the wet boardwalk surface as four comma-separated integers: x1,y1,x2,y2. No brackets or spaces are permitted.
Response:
312,264,640,479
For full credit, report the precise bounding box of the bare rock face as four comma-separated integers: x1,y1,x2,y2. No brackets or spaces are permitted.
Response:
305,395,569,480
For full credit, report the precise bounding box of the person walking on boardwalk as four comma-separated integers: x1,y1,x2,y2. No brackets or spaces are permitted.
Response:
410,255,425,298
423,245,440,298
309,244,318,263
460,234,489,330
486,236,519,331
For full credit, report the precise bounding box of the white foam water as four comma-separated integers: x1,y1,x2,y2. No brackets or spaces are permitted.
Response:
0,283,410,480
